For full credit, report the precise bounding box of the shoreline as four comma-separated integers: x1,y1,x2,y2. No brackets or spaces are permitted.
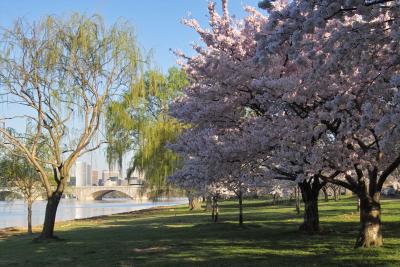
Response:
0,202,186,238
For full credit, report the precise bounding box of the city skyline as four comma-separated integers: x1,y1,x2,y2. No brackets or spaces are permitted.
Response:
69,160,144,187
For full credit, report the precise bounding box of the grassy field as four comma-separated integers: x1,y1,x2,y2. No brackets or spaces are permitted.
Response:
0,197,400,267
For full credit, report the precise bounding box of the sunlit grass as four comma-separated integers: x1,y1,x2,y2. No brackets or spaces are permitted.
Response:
0,196,399,266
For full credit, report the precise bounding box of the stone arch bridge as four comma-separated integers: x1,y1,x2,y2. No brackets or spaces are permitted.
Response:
0,185,146,201
67,185,146,201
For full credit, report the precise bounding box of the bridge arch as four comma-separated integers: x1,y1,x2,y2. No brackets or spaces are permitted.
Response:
91,189,133,200
69,186,144,201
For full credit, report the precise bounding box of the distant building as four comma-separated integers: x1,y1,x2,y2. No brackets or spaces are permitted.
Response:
102,170,120,186
68,165,76,186
128,169,145,185
69,176,76,186
76,162,86,186
91,170,99,186
75,162,92,186
86,164,92,186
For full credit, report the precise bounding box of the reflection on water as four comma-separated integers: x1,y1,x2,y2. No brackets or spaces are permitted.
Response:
0,198,187,229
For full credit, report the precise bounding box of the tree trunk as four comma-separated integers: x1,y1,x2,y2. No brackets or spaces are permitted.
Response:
189,197,194,209
322,186,329,202
213,196,219,223
211,199,215,222
355,194,383,248
298,178,323,233
238,191,243,226
357,198,360,212
27,198,33,234
300,194,319,233
205,196,212,211
295,187,300,215
188,194,192,208
36,192,62,240
189,197,200,210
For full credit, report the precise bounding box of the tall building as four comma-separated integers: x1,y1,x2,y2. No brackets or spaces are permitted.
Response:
86,164,92,186
75,162,92,186
76,162,86,186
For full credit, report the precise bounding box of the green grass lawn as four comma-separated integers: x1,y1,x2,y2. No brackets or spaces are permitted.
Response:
1,197,400,267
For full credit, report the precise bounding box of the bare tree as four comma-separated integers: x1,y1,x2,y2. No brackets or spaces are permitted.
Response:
0,14,143,240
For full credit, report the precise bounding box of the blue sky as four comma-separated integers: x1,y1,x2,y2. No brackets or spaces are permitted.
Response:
0,0,261,71
0,0,262,173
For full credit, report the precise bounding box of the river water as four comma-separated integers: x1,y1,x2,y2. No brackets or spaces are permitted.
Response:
0,198,187,229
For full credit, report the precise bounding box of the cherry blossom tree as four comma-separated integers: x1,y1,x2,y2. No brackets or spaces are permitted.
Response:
256,0,400,247
170,0,331,231
170,0,400,247
169,0,270,226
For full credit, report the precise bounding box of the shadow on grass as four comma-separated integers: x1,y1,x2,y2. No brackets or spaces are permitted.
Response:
1,199,400,267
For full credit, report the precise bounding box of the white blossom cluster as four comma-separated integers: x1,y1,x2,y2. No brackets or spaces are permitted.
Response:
168,0,400,200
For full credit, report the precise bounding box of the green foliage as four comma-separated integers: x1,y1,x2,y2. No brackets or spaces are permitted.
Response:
1,13,142,116
0,130,51,191
0,152,43,201
0,155,39,185
0,13,145,196
106,67,189,192
133,116,185,195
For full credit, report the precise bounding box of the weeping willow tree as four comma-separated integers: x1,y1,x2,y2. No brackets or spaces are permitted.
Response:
133,115,184,197
106,67,188,196
0,14,144,240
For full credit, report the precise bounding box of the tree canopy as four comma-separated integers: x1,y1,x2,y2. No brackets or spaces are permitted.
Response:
0,13,146,239
168,0,400,248
106,67,188,194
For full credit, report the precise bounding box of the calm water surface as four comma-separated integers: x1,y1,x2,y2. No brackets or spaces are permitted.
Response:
0,198,187,229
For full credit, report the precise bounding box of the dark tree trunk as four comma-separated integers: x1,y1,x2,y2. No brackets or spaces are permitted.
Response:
36,192,62,240
189,197,194,210
322,186,329,202
27,198,33,234
333,188,338,201
298,178,323,233
212,196,219,223
238,191,243,226
211,200,215,222
205,196,212,211
295,186,301,215
355,194,383,248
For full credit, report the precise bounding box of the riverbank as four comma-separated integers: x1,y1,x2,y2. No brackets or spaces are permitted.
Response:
0,198,187,229
1,197,400,266
0,205,181,238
